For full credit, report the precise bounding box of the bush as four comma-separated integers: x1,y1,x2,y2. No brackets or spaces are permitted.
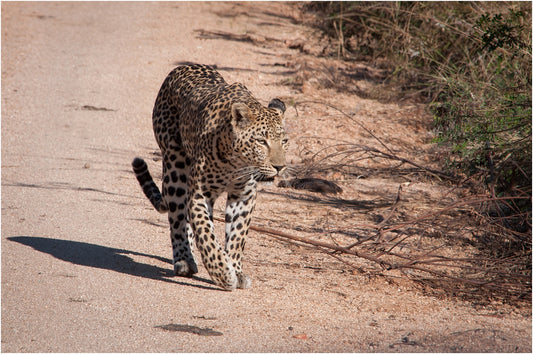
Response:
306,1,531,215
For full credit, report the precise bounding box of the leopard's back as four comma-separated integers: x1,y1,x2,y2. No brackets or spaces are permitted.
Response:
152,64,228,153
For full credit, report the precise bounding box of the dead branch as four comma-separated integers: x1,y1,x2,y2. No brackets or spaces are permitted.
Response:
375,184,402,242
246,219,529,291
294,100,454,180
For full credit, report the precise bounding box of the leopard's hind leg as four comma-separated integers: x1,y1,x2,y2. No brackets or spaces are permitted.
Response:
162,148,198,277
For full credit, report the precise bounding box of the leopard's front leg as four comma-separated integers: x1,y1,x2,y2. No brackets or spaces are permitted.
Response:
225,183,257,289
188,187,238,290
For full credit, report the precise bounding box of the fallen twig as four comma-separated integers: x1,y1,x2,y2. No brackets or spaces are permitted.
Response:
375,184,402,242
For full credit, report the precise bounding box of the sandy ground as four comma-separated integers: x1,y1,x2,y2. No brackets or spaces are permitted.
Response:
1,2,531,352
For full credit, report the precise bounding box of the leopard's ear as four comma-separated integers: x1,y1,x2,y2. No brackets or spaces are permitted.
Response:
231,102,253,129
268,98,286,114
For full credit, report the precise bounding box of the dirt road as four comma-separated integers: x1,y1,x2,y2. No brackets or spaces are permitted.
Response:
2,2,530,352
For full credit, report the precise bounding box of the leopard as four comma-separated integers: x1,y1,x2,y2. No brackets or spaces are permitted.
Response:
132,63,288,290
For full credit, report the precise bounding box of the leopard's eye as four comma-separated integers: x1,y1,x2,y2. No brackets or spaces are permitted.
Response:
255,137,268,146
282,138,289,145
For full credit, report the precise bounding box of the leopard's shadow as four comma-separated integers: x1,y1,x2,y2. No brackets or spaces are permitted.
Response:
8,236,219,291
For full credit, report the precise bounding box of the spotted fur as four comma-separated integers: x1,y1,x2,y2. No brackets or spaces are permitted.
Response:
133,64,287,290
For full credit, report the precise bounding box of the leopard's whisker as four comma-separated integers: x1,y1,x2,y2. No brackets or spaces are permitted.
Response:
233,166,258,181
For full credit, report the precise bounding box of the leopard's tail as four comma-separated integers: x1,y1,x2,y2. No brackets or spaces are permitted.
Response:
132,157,168,213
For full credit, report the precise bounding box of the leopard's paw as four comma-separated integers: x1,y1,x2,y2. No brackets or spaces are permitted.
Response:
236,273,251,289
173,260,198,277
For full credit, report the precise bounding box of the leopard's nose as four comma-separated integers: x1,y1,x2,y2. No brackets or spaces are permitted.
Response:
273,165,286,173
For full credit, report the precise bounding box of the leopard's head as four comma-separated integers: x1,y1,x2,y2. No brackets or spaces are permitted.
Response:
230,98,288,182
